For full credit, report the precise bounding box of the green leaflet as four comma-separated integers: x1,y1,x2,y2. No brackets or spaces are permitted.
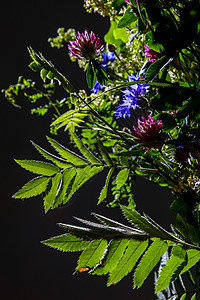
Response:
155,245,187,293
191,293,197,300
121,206,173,240
72,133,102,165
97,140,113,166
42,233,91,252
94,239,129,275
13,176,50,199
107,239,148,286
98,167,114,204
145,56,173,82
116,168,130,189
31,141,71,169
44,173,62,212
180,294,187,300
66,166,103,203
77,239,107,269
52,168,77,208
51,109,88,133
117,8,137,28
134,239,168,288
47,136,88,166
180,249,200,275
15,159,60,176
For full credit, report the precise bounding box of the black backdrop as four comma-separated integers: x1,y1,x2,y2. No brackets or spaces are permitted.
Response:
1,1,175,299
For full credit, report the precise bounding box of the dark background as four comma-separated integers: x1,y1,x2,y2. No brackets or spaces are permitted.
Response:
1,1,175,299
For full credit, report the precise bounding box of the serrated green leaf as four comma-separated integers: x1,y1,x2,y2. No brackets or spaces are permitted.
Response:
47,136,88,166
15,159,60,176
52,168,77,208
98,140,113,166
94,239,129,275
13,176,50,199
121,206,161,236
134,239,168,288
44,173,62,212
180,249,200,275
121,206,174,240
107,239,148,286
98,167,114,204
77,239,107,269
72,133,102,165
42,233,91,252
31,141,71,169
65,166,103,203
155,245,187,293
116,168,130,189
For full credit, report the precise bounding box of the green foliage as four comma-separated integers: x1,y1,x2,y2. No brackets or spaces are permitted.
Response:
13,136,106,211
6,0,200,297
134,239,168,289
155,245,187,293
42,207,200,294
86,59,108,89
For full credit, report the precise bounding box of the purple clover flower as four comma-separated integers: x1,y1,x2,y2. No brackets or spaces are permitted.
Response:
68,30,104,60
144,45,162,62
113,73,149,118
133,116,166,150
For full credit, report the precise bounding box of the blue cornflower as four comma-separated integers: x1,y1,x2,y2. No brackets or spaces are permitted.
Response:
91,81,104,93
113,73,149,118
113,98,137,119
100,51,116,70
91,51,116,94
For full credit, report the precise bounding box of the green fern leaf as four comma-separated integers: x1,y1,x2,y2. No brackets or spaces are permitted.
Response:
15,159,60,176
107,239,148,286
47,136,88,166
94,239,129,275
42,233,91,252
52,168,77,208
31,141,72,169
65,166,103,204
13,176,50,199
77,239,107,269
98,167,114,204
116,168,130,189
155,245,187,293
72,133,102,165
180,249,200,275
134,239,168,288
97,140,113,166
44,173,62,212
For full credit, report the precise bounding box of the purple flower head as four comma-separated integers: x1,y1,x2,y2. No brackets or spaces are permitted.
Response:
91,81,104,94
113,73,149,119
113,98,138,119
125,73,149,99
144,45,162,62
100,51,116,70
68,30,104,60
133,116,166,149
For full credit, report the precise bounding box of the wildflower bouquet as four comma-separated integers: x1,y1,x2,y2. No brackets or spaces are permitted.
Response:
3,0,200,298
